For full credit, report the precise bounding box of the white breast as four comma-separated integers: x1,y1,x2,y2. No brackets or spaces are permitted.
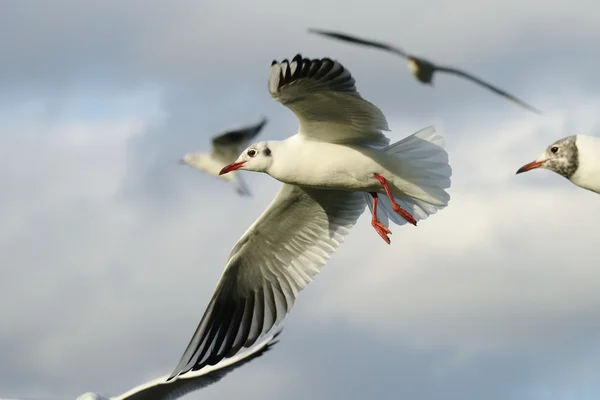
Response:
570,135,600,194
269,137,386,191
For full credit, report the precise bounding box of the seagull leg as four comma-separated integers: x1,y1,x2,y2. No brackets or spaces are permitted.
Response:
369,192,392,244
373,173,417,226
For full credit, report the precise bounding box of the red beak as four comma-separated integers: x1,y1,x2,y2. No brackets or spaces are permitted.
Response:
516,160,544,174
219,161,246,175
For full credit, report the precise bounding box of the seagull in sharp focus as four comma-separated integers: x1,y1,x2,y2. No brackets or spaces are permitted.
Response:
307,28,542,115
168,54,451,380
180,117,268,196
516,135,600,194
74,331,280,400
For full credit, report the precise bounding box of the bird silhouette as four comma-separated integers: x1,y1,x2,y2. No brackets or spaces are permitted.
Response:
180,116,268,196
308,28,541,115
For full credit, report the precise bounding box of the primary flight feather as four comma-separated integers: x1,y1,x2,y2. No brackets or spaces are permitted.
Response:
168,54,452,380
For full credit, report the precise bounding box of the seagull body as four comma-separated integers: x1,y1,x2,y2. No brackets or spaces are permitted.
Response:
74,332,280,400
307,28,541,115
181,117,268,196
168,54,452,380
516,135,600,194
248,136,440,200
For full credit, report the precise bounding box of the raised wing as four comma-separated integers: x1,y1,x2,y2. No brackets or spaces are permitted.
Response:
211,117,268,163
308,28,410,58
113,332,281,400
269,54,390,146
168,184,366,379
435,66,542,115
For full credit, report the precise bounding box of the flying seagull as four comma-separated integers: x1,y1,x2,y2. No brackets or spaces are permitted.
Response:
181,117,268,196
74,331,281,400
307,28,541,115
516,135,600,194
168,54,451,380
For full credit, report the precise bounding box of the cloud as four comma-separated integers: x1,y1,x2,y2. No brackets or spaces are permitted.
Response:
3,1,600,399
305,109,600,353
4,95,600,400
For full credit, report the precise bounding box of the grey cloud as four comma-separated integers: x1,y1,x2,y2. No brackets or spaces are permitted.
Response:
3,1,600,400
3,110,600,400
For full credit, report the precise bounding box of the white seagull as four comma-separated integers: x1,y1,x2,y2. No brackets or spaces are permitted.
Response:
181,117,268,196
516,134,600,194
168,54,452,380
307,28,542,115
73,331,280,400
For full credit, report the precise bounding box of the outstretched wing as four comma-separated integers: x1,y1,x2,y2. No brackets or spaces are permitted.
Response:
211,117,268,163
308,28,410,58
269,54,390,146
168,183,366,379
435,66,542,115
114,331,282,400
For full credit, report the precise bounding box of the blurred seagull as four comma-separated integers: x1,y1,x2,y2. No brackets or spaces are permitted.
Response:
74,331,280,400
516,135,600,193
181,117,268,196
168,54,451,380
307,28,542,115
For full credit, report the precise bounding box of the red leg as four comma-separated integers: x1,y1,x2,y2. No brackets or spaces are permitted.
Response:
369,192,391,244
373,173,417,226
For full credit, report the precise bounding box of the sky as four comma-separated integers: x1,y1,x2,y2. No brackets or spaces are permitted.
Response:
1,0,600,399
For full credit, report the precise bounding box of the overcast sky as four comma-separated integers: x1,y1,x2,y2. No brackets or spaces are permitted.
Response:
2,1,600,399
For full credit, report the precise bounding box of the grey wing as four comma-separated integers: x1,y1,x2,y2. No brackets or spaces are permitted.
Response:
269,54,390,146
435,66,542,115
308,28,410,58
211,117,268,163
114,332,281,400
168,184,366,379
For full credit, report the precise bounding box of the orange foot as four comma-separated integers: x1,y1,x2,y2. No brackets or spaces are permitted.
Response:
369,192,392,244
373,173,417,226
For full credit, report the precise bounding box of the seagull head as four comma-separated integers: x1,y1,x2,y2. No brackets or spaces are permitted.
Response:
407,56,435,84
76,392,109,400
516,136,578,179
220,141,273,175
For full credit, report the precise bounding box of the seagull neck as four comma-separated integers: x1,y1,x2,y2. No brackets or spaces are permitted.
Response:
266,139,303,181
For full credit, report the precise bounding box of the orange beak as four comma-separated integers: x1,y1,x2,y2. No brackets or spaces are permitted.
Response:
219,161,246,175
516,160,544,174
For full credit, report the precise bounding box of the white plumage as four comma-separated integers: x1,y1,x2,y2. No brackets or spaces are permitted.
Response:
181,117,268,196
169,54,452,380
73,332,280,400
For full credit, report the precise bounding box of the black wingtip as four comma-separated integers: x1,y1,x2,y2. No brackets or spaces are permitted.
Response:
166,373,177,382
307,27,326,35
264,328,284,351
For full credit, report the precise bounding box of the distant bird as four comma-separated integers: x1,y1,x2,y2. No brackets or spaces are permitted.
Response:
307,28,541,115
516,135,600,194
74,331,280,400
181,117,268,196
168,54,451,380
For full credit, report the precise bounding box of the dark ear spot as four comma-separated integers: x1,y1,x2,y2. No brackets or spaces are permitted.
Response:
264,148,271,156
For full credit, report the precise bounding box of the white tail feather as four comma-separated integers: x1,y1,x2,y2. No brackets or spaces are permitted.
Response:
363,126,451,227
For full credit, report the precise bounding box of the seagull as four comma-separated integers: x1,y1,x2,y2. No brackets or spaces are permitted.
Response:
516,135,600,194
180,117,268,196
167,54,451,380
73,331,281,400
307,28,542,115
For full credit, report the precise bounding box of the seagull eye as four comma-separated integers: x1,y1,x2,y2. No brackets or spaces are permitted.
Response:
247,149,257,157
550,146,559,154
